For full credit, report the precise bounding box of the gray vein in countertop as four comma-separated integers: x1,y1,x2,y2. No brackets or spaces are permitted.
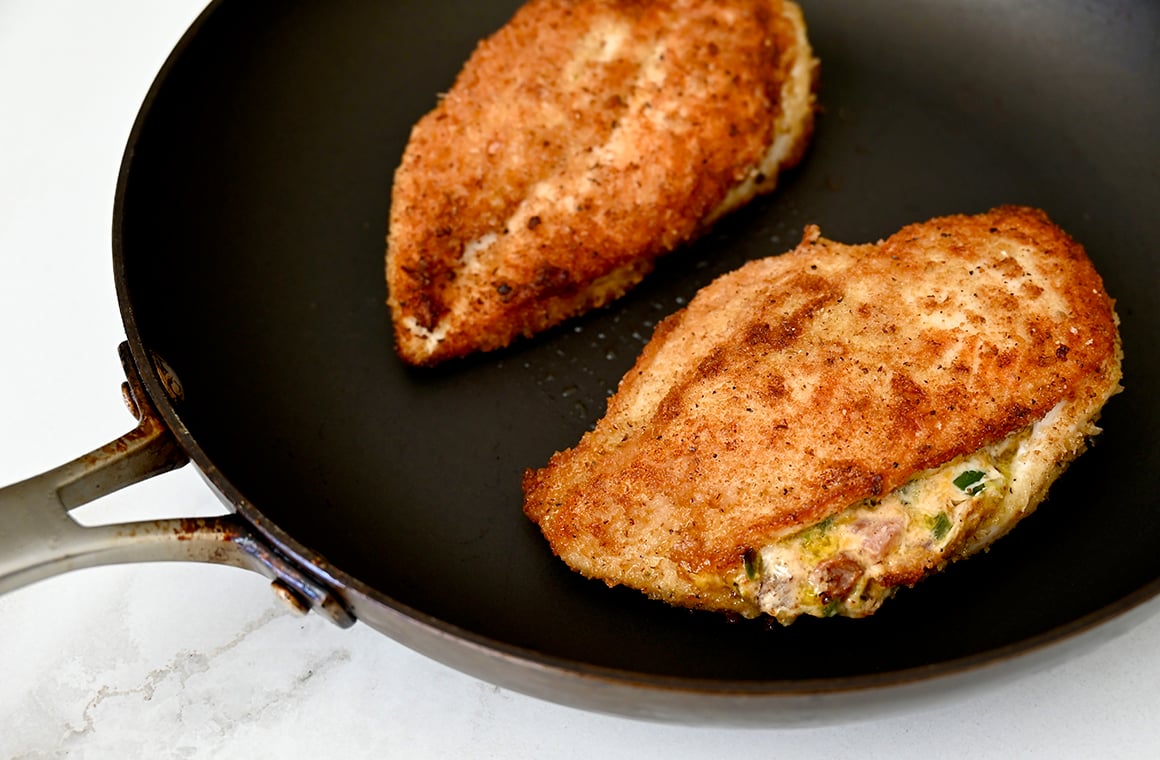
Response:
40,606,349,756
62,609,283,746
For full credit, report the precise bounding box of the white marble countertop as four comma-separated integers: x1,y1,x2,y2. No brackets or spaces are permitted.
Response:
2,1,1159,757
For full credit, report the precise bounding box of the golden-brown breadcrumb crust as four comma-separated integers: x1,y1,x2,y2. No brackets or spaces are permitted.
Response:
522,206,1123,615
387,0,817,365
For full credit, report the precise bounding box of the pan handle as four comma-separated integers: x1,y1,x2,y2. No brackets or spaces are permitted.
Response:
0,343,355,628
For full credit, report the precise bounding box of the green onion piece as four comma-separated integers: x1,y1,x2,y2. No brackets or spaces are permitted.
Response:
931,512,952,541
743,548,761,580
801,516,834,542
953,470,986,495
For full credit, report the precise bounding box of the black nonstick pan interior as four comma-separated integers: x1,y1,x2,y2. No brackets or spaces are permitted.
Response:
115,0,1160,696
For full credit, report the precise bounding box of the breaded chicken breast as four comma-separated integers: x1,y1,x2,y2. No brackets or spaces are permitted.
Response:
387,0,817,365
523,207,1123,623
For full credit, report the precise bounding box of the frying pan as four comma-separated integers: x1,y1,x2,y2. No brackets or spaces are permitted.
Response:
1,0,1157,725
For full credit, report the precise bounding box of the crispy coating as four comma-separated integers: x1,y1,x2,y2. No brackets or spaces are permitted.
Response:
386,0,818,365
523,207,1123,618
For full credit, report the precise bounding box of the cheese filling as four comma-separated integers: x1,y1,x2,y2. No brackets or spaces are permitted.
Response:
747,403,1069,623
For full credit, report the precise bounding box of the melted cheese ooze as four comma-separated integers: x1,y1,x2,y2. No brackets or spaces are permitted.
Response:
748,401,1070,624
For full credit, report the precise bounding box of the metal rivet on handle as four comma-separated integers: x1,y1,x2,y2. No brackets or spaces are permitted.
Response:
270,579,311,616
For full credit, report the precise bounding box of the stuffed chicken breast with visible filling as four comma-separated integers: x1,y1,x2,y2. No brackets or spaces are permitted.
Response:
523,206,1123,623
